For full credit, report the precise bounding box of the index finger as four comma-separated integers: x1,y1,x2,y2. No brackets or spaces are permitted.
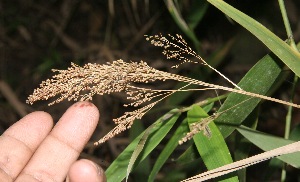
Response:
16,101,100,182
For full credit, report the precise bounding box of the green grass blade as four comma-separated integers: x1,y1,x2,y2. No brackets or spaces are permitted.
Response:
148,118,189,182
234,108,258,181
187,105,238,182
185,0,209,30
215,54,283,138
126,123,155,181
164,0,200,49
105,109,180,182
237,126,300,168
129,121,151,180
290,124,300,141
207,0,300,77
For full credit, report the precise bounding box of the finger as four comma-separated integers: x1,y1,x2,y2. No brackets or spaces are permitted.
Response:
67,159,106,182
16,101,99,182
0,111,53,181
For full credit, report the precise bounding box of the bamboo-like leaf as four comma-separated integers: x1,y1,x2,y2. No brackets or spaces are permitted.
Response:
290,124,300,141
148,118,189,182
215,54,284,138
182,135,300,182
233,108,258,181
164,0,200,49
126,123,155,181
128,121,151,180
237,126,300,168
207,0,300,77
105,109,180,182
187,105,238,182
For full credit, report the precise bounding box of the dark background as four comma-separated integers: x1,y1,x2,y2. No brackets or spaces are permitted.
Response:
1,0,300,181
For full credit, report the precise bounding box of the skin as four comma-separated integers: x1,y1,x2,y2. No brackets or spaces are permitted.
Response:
0,101,106,182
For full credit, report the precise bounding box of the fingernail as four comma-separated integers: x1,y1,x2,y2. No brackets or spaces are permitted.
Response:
85,160,106,182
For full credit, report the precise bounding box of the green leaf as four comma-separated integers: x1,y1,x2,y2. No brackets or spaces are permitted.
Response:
164,0,200,49
187,105,238,182
105,109,180,182
186,0,209,30
163,169,186,182
148,118,189,182
290,124,300,141
215,54,284,138
234,107,259,181
127,122,155,181
129,121,151,180
237,126,300,168
208,0,300,77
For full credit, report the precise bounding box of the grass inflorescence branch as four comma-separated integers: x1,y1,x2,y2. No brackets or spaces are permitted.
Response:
27,34,300,145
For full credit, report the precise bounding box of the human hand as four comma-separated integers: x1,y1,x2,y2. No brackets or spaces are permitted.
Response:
0,101,106,182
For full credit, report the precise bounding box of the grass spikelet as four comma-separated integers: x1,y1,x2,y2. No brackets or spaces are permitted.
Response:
27,34,300,145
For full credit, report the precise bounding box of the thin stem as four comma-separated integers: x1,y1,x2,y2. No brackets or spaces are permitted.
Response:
278,0,298,50
278,1,299,181
188,78,300,109
149,88,217,92
284,76,298,140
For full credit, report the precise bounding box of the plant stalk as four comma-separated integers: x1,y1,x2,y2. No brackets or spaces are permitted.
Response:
278,0,299,181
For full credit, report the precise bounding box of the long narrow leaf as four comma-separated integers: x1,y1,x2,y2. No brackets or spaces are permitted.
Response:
233,108,259,181
164,0,200,49
237,126,300,168
182,139,300,182
129,121,151,181
126,123,155,181
148,118,189,182
215,54,283,138
187,105,238,182
208,0,300,77
105,109,180,182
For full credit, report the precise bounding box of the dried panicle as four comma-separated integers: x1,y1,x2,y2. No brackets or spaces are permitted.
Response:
27,34,300,145
27,59,186,144
27,57,211,107
125,84,173,107
95,101,160,145
95,86,178,144
145,34,201,68
145,34,243,90
27,61,130,105
27,59,178,105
